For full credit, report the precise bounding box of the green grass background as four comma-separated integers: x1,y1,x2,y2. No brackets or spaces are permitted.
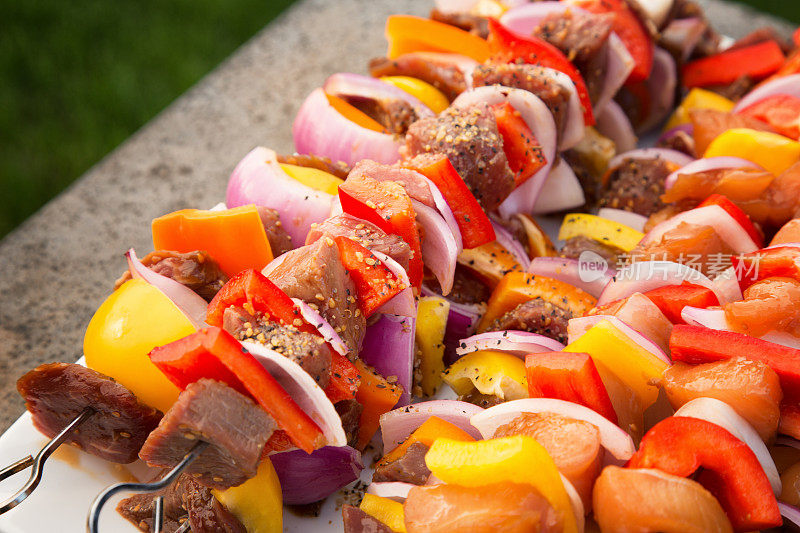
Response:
0,0,797,238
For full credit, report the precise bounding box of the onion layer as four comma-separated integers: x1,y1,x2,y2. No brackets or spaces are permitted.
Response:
531,158,586,215
413,199,459,296
595,100,637,153
323,72,434,121
733,74,800,113
359,314,416,406
291,298,348,357
598,261,724,305
456,330,564,358
608,147,694,171
270,446,363,505
380,400,484,452
597,208,647,232
664,156,761,190
528,256,614,299
595,32,635,114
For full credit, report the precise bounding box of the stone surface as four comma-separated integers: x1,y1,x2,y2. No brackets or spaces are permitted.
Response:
0,0,793,431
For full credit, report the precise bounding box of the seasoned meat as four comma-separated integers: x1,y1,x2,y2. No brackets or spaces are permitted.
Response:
458,390,503,409
139,379,274,490
306,214,412,271
268,238,366,354
17,363,161,464
373,442,431,485
404,103,515,211
656,128,696,158
430,8,489,38
115,250,228,302
223,307,332,388
349,160,435,207
429,265,491,305
256,206,293,256
560,235,625,267
369,53,468,101
598,157,674,216
277,153,351,180
707,75,754,102
335,399,363,448
487,298,572,344
472,63,571,139
342,505,393,533
345,96,418,135
117,472,245,533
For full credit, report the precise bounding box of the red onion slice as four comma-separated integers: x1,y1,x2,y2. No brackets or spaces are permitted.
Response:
244,341,347,447
664,156,761,190
126,249,208,329
422,284,484,366
596,100,638,153
412,199,459,296
373,250,416,318
528,256,614,299
499,2,588,36
418,174,463,252
595,32,635,114
491,219,530,269
598,261,724,305
775,436,800,451
531,158,586,215
780,503,800,528
636,48,677,133
452,86,557,218
360,314,416,406
608,147,694,171
640,204,759,254
733,74,800,113
293,88,401,166
366,482,415,501
456,330,564,358
567,315,671,365
675,397,781,495
597,208,647,232
380,400,484,452
710,266,742,304
226,146,333,245
661,17,707,62
561,474,586,532
633,0,675,28
470,398,637,462
290,298,348,357
271,446,363,505
323,72,434,120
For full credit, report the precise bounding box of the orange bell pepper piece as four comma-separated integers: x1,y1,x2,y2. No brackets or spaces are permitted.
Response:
478,271,597,332
457,240,524,289
152,205,273,277
378,415,474,467
354,359,403,450
326,93,387,133
385,15,490,63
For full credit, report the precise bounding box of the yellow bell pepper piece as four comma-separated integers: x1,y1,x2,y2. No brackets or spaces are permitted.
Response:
279,163,343,195
664,88,735,131
443,350,527,400
425,436,578,533
558,213,644,252
360,493,406,532
415,296,450,396
380,76,449,114
84,279,194,412
213,458,282,533
564,319,668,407
704,128,800,176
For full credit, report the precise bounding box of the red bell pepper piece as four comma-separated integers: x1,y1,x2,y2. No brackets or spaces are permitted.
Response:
627,416,781,531
570,0,654,83
670,325,800,402
149,327,325,453
732,246,800,290
682,40,785,88
698,193,763,247
333,236,406,317
780,401,800,440
737,94,800,140
643,282,720,324
206,269,316,335
324,351,361,404
402,154,495,249
491,102,547,187
487,18,595,126
525,352,617,424
339,173,423,288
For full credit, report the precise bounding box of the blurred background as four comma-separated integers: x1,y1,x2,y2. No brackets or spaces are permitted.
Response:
1,0,798,239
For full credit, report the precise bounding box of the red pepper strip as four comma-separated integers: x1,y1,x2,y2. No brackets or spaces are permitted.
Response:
526,352,618,424
627,416,781,531
643,282,719,324
682,40,785,88
339,173,423,288
324,351,361,404
491,101,546,187
698,193,763,247
780,401,800,440
731,246,800,291
149,327,325,453
571,0,654,83
670,325,800,402
333,236,406,317
487,18,595,126
738,94,800,141
206,269,316,335
402,154,495,249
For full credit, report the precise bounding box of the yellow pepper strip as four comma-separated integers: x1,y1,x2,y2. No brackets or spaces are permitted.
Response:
415,296,450,396
458,240,524,288
379,415,474,466
558,213,644,252
380,76,449,113
704,128,800,176
443,350,528,401
425,436,578,533
279,163,343,195
213,458,282,533
325,93,387,133
84,279,193,412
564,319,669,407
664,88,735,131
360,493,406,533
385,15,491,62
478,271,597,332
